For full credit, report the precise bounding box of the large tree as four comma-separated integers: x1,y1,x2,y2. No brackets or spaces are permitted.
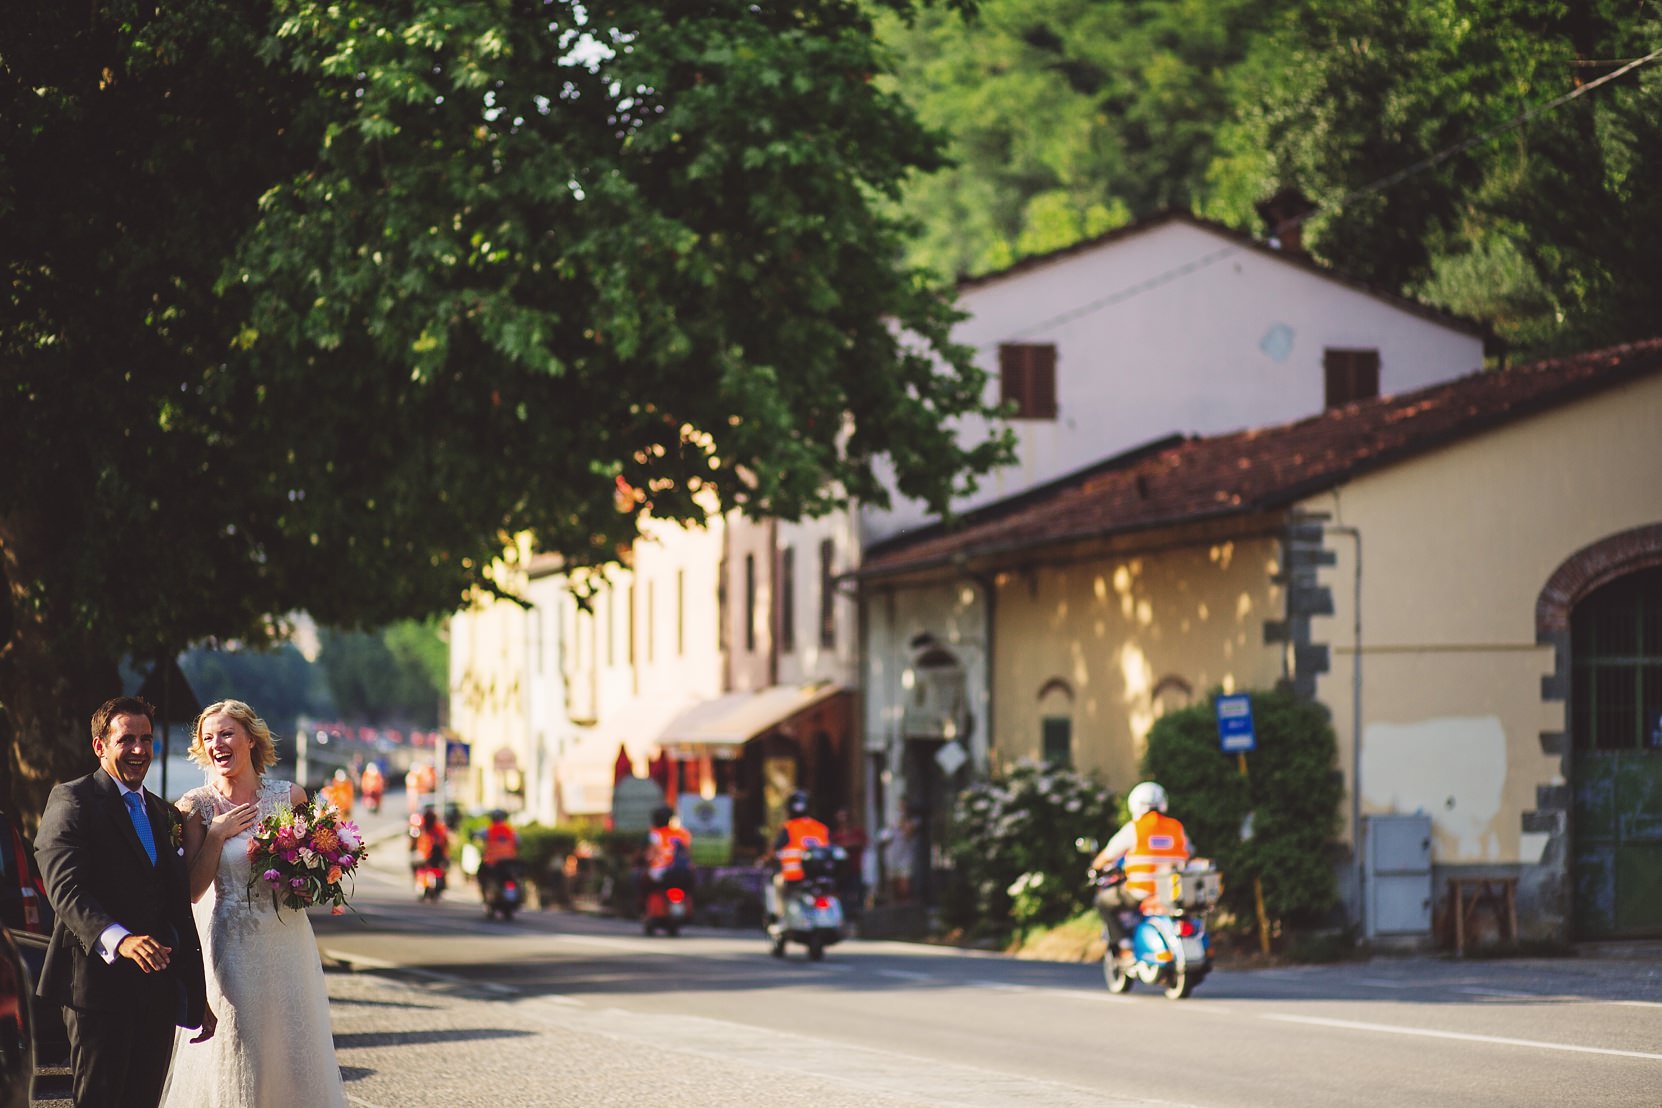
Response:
1,0,1009,826
1202,0,1662,353
875,0,1294,278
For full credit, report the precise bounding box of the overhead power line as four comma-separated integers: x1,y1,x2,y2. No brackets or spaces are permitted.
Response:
984,44,1662,349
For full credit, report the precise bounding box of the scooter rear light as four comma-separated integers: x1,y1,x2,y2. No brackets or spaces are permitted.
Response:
813,896,832,910
503,882,518,894
1177,918,1198,937
666,887,686,904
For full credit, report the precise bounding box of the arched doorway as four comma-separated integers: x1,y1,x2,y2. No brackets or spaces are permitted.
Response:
1569,565,1662,938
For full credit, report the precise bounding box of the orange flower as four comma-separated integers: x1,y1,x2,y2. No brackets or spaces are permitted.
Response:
311,826,341,854
326,866,343,884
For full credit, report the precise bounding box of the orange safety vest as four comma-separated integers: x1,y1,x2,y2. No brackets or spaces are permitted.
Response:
360,765,384,795
1123,811,1190,899
482,822,519,865
778,817,829,882
647,825,691,872
416,825,450,866
322,778,353,814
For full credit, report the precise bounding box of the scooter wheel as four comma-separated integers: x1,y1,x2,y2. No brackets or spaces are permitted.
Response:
807,936,825,962
667,923,680,937
769,936,785,958
1104,952,1133,994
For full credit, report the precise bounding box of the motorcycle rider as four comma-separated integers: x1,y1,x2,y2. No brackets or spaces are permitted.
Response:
762,790,829,923
412,806,452,892
643,805,692,891
477,809,520,888
1090,781,1192,963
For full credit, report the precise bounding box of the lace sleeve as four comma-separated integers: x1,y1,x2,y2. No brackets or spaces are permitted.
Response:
183,787,214,828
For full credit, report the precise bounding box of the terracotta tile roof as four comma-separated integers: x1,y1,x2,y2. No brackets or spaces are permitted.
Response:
861,338,1662,580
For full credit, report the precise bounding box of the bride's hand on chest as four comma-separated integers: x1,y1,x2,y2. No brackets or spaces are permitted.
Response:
209,801,260,843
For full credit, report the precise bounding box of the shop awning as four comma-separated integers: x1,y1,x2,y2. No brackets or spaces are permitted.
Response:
656,682,847,760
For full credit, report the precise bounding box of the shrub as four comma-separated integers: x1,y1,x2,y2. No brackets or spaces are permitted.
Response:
1141,687,1343,932
945,761,1120,938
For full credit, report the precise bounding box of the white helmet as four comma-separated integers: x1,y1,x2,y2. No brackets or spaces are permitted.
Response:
1127,781,1168,819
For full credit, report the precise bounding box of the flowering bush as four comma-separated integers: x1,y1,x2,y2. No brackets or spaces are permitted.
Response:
945,761,1120,937
247,798,366,915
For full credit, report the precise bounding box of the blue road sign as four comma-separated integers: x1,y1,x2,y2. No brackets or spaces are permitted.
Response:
1215,693,1257,754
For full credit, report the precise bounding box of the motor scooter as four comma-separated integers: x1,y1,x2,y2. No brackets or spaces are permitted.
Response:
766,844,846,961
415,859,447,902
480,859,526,921
642,867,694,936
1094,859,1221,999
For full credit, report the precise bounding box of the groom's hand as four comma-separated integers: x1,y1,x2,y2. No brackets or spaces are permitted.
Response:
189,1005,218,1044
115,933,172,972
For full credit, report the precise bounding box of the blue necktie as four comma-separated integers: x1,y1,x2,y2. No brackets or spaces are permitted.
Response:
124,792,158,865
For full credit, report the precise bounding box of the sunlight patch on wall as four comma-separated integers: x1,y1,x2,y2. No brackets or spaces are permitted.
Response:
1119,641,1155,743
1209,542,1235,569
1363,716,1507,862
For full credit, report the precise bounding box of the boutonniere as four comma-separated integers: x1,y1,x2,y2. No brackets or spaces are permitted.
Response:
168,811,184,853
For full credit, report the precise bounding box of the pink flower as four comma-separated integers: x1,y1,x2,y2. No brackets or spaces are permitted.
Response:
262,868,281,884
289,877,305,890
338,854,356,869
330,904,346,916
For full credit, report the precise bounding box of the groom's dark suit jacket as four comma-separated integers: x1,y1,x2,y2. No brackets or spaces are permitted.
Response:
33,768,207,1028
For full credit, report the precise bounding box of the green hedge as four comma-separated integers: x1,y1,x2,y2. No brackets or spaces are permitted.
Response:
1141,687,1343,931
944,761,1120,939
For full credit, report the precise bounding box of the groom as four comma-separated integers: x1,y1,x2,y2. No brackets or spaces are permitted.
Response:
35,696,215,1107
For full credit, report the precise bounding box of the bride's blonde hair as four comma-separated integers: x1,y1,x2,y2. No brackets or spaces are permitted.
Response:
189,699,279,774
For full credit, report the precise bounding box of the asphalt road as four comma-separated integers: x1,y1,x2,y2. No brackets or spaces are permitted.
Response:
33,804,1662,1106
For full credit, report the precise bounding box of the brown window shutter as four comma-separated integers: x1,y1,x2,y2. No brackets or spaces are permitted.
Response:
998,343,1058,420
1324,348,1380,409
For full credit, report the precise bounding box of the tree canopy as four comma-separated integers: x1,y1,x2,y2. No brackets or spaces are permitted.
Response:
881,0,1662,355
0,0,1010,823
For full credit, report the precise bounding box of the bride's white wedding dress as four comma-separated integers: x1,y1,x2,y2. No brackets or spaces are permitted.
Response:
162,777,347,1107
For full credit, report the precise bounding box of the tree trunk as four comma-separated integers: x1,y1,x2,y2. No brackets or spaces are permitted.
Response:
0,512,114,834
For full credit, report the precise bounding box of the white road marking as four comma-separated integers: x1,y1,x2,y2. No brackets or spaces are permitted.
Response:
1455,987,1536,998
1263,1013,1662,1061
874,969,935,982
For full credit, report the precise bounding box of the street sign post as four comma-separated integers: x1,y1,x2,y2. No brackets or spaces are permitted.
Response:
1215,693,1257,754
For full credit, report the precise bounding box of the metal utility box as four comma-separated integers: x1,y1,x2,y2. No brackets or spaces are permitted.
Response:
1367,813,1433,938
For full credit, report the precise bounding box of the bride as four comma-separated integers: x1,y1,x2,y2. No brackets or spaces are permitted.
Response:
162,699,348,1107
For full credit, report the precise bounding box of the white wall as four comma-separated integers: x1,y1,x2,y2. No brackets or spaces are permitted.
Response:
865,217,1486,542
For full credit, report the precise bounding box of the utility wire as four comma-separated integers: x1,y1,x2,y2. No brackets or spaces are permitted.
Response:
983,44,1662,349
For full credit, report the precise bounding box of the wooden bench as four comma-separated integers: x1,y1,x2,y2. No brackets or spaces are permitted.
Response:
1447,876,1518,956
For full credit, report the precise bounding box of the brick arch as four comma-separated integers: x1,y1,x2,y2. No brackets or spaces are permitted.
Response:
1537,523,1662,636
1526,523,1662,940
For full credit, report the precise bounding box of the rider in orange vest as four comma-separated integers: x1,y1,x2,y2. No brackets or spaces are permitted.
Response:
762,791,828,921
645,807,692,880
1090,781,1192,961
320,769,354,817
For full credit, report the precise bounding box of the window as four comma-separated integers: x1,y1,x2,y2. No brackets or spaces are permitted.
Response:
1324,348,1380,409
779,545,795,654
1042,716,1072,767
999,343,1058,420
744,553,756,653
1572,567,1662,751
818,539,836,648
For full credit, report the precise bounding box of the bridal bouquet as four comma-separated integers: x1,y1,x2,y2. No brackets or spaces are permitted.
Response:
247,798,366,915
